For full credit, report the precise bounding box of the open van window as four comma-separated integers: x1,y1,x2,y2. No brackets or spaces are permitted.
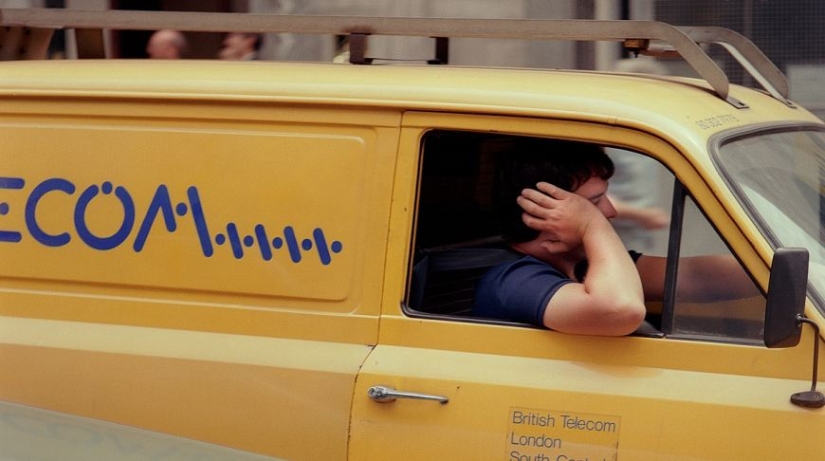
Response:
408,131,535,317
408,129,765,343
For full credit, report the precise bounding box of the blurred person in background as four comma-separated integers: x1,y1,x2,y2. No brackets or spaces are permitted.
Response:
218,33,261,60
146,30,188,59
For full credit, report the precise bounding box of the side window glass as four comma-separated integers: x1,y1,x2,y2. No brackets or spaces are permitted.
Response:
605,151,766,342
605,147,672,257
669,195,766,342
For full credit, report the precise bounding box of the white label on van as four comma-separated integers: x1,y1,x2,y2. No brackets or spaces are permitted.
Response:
507,407,620,461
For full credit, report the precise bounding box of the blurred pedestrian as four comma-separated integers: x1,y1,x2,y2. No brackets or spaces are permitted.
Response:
218,33,261,60
146,30,187,59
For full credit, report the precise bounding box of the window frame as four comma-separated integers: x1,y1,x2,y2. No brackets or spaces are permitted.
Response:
392,114,769,345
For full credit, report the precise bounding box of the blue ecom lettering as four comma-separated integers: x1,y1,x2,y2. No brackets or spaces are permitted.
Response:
1,176,343,265
75,182,135,251
26,178,75,247
133,184,176,253
186,186,215,258
0,177,25,243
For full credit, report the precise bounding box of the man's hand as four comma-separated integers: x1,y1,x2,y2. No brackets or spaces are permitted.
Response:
517,182,609,253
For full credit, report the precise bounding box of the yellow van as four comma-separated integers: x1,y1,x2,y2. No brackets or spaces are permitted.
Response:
2,8,825,461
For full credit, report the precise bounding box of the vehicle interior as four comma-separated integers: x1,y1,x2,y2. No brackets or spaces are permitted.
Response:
408,130,519,317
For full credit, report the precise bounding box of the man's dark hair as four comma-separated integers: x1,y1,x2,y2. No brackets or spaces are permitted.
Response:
496,138,614,243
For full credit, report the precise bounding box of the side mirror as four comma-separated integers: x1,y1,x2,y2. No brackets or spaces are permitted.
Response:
764,247,809,348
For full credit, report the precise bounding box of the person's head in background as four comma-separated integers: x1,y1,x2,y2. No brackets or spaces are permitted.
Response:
218,33,262,60
146,30,188,59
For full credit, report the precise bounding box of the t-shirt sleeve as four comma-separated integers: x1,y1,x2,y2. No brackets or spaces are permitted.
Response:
473,257,572,326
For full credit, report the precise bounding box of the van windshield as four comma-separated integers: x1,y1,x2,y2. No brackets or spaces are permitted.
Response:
715,128,825,315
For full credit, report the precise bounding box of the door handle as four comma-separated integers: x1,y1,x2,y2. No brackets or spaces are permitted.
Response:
367,385,449,404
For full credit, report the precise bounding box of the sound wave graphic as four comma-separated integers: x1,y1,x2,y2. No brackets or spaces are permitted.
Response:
215,224,343,265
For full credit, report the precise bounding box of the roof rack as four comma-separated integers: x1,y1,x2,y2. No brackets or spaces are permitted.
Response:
0,8,790,106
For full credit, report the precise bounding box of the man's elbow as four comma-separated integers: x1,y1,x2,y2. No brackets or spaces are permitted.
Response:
598,299,646,336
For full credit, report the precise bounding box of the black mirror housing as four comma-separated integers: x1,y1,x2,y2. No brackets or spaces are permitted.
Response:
764,248,809,348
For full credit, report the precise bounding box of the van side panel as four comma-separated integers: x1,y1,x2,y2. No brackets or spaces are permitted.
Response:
0,317,368,460
0,98,401,459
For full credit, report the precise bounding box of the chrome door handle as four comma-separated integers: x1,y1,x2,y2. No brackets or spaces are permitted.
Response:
367,385,449,404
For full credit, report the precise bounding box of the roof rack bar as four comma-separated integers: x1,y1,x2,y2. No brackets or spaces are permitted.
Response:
678,26,789,102
2,8,792,104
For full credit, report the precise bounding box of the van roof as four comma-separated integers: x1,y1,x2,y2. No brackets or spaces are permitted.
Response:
2,8,816,145
1,59,818,145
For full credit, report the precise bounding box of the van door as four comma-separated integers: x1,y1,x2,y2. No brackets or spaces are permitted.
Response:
0,97,401,460
348,113,825,460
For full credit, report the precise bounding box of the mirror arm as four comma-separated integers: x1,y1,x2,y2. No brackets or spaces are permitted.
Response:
791,315,825,409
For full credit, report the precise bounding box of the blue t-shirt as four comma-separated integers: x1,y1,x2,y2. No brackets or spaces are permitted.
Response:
473,251,641,327
472,255,570,326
